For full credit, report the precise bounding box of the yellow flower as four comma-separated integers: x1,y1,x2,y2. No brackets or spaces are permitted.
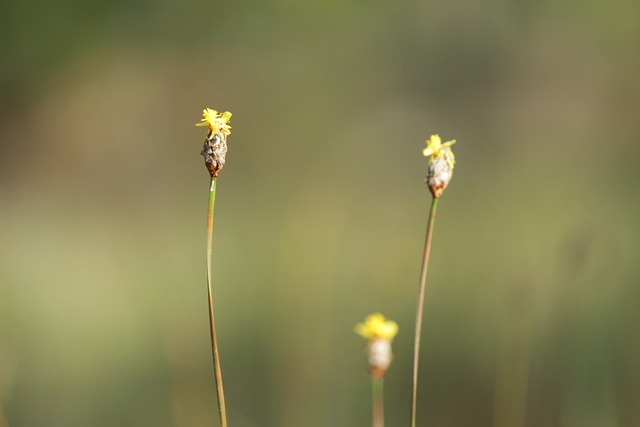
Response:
355,313,398,341
422,134,456,167
195,108,232,136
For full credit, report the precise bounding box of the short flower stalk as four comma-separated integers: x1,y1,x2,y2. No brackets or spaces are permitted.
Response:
196,108,233,427
356,313,399,427
410,135,457,427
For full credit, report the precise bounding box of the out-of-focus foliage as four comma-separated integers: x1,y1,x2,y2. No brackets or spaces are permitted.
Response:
2,0,640,426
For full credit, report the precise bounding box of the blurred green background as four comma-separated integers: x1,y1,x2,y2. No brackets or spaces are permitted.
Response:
1,0,640,426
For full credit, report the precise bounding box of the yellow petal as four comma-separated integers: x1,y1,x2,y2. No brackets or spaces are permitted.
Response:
354,323,370,339
355,313,398,341
378,320,398,340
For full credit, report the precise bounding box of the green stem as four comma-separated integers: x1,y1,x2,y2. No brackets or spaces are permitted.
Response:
206,177,228,427
410,197,439,427
372,377,385,427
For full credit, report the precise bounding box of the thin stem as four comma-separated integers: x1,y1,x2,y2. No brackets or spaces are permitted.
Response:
372,377,385,427
410,197,439,427
206,177,228,427
0,406,8,427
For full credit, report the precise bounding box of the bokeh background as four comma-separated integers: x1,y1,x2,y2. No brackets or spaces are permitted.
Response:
2,0,640,426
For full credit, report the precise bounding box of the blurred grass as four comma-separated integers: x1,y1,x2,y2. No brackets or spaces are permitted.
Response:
2,0,640,426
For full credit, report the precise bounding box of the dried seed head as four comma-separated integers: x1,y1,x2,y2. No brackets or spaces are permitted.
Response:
422,134,456,198
195,108,232,177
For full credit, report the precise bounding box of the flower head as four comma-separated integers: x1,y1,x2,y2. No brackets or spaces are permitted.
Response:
355,313,399,342
196,108,232,137
423,134,457,198
196,107,233,178
355,313,398,378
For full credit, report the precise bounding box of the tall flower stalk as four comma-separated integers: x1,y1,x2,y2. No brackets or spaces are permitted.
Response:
355,313,399,427
410,135,456,427
196,108,233,427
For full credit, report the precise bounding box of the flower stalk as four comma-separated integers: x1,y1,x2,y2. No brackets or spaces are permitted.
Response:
410,134,457,427
410,197,438,427
356,313,399,427
372,377,385,427
197,108,233,427
205,176,227,427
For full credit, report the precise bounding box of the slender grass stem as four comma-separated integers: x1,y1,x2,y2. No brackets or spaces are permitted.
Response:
205,176,228,427
372,377,385,427
410,197,439,427
0,405,8,427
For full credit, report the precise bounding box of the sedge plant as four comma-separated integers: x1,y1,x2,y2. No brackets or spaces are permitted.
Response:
355,313,399,427
410,134,457,427
195,108,233,427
